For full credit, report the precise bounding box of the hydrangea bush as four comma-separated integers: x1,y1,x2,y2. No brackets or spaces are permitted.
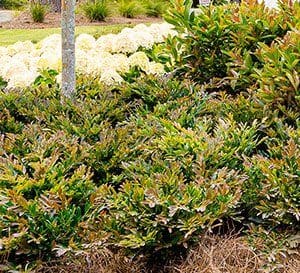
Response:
0,23,177,89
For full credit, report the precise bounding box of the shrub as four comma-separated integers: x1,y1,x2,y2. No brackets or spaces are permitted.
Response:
144,0,167,17
164,1,295,85
118,0,143,18
253,31,300,117
85,113,264,250
0,0,26,9
30,2,47,23
243,126,300,227
0,126,96,261
0,76,7,90
82,0,109,22
92,166,244,249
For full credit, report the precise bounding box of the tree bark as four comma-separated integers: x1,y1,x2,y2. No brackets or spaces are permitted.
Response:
61,0,76,99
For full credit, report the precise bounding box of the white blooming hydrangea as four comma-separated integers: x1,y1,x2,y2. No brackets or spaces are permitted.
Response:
76,34,96,51
132,23,148,32
134,32,155,50
96,34,117,52
2,60,28,81
75,50,85,73
7,41,35,56
112,32,139,54
7,70,38,89
129,52,150,72
0,55,12,78
111,54,130,74
0,46,8,56
100,69,123,86
38,34,61,53
12,53,34,69
85,55,102,75
1,23,177,89
37,52,62,72
148,23,166,43
147,62,165,75
148,23,178,43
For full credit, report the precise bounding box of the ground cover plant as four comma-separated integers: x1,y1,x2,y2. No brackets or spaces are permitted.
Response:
0,0,299,272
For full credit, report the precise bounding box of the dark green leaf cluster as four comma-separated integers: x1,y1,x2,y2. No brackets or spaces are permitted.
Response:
0,0,26,9
30,2,48,23
143,0,168,17
82,0,110,22
164,0,299,91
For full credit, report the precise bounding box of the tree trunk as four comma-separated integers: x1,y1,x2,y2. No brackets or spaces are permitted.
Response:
61,0,76,99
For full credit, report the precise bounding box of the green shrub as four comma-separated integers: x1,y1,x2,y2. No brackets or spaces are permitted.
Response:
82,0,109,22
253,31,300,117
144,0,167,17
243,125,300,227
30,3,47,23
0,76,7,91
212,0,230,5
118,0,143,18
0,0,26,9
92,166,244,249
0,127,95,261
84,112,265,250
164,1,295,85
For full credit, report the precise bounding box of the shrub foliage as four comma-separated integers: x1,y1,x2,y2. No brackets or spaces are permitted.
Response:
82,0,110,21
0,0,299,270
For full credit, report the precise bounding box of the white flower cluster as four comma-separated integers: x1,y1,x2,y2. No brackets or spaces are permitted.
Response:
0,23,177,89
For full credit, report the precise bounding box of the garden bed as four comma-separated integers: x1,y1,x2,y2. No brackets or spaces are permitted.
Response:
0,1,299,272
0,11,162,29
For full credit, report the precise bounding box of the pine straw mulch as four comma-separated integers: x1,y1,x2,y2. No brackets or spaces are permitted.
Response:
0,11,163,29
36,234,300,273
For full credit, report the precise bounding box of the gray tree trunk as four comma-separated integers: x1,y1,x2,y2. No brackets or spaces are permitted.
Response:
61,0,76,99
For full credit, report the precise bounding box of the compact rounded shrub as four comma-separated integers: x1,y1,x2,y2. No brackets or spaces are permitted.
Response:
30,2,47,23
118,0,143,18
144,0,167,17
0,0,26,9
164,1,297,85
82,0,109,21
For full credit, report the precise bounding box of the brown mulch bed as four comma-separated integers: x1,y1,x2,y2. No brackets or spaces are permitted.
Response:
33,235,300,273
0,11,163,29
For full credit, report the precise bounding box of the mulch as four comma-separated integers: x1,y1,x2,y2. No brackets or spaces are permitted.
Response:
0,11,163,29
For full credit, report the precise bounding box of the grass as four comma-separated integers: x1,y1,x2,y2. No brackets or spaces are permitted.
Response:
0,24,132,46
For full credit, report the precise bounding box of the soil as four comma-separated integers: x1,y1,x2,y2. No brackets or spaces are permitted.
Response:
0,11,163,29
